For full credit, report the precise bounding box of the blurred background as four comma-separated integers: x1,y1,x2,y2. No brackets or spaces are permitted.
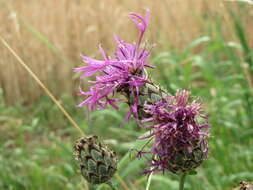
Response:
0,0,253,189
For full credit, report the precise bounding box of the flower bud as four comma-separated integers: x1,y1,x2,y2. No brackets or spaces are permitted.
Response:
122,77,170,120
74,135,117,184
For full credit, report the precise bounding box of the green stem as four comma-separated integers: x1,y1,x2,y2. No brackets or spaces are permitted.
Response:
145,172,153,190
179,173,187,190
106,181,119,190
89,184,97,190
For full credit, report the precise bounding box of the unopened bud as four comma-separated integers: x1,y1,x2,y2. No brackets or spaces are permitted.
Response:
74,135,117,184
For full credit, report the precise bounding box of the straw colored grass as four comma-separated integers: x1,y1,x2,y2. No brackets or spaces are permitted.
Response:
0,0,252,104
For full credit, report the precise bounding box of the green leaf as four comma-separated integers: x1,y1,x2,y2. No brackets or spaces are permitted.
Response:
188,170,198,176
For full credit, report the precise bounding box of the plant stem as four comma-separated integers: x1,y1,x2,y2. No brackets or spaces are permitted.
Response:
89,184,97,190
179,173,187,190
106,181,119,190
145,172,153,190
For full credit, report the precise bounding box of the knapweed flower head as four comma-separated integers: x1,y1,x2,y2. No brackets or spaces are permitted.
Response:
140,90,210,174
74,135,117,184
74,10,154,120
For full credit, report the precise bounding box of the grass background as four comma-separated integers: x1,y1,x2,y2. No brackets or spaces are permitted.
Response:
0,0,253,190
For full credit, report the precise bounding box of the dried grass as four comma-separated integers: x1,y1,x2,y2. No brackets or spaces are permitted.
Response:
0,0,252,104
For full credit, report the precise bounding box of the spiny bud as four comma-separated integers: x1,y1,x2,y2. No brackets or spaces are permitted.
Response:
74,135,117,184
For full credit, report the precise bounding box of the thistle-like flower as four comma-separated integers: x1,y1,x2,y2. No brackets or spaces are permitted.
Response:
74,135,117,184
74,10,154,120
140,90,210,174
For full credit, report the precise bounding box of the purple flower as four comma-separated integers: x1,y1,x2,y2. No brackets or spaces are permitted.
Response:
140,90,210,173
74,10,154,119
